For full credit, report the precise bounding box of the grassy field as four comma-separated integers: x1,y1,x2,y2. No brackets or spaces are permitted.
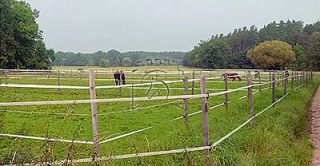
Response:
0,66,318,165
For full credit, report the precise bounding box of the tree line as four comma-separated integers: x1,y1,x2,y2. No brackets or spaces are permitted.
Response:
0,0,54,69
53,51,185,67
183,20,320,70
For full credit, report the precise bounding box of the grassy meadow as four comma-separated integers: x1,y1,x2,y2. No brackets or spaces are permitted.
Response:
0,66,318,165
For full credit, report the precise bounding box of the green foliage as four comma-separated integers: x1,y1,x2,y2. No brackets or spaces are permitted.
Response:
53,51,185,67
247,40,296,69
122,57,132,67
184,20,320,70
307,32,320,71
0,0,54,69
185,39,231,68
290,44,308,70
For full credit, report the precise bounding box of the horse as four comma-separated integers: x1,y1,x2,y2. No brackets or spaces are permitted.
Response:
222,72,242,81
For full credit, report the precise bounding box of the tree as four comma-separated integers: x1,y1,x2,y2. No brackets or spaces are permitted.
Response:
122,57,132,67
290,44,308,70
307,32,320,71
247,40,296,69
99,58,110,67
0,0,54,69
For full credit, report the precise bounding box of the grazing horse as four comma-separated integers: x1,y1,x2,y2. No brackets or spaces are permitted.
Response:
222,72,242,81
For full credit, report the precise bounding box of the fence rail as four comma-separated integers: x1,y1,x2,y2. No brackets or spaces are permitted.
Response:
0,68,314,165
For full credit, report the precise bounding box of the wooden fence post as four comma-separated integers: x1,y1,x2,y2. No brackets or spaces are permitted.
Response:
309,71,311,83
4,70,8,85
80,70,83,80
272,72,275,104
306,71,309,85
296,71,299,87
247,72,254,127
224,74,228,111
300,71,303,86
191,70,195,95
269,71,271,89
200,74,209,164
291,71,294,90
277,71,280,86
57,70,61,93
47,70,50,80
311,70,313,80
88,70,100,162
131,83,134,109
284,68,287,96
258,71,262,93
119,73,122,96
183,77,189,128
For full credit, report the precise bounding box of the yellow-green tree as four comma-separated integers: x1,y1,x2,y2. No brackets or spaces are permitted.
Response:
247,40,296,69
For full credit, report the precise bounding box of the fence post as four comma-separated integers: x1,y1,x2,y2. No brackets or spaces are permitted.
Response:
192,70,195,95
119,73,122,96
47,70,50,80
131,83,134,109
80,70,83,80
306,71,309,85
277,71,280,86
284,68,287,96
311,70,313,80
309,71,311,83
300,71,303,85
258,71,261,93
4,70,8,85
57,70,61,93
302,71,305,85
291,71,294,90
88,70,100,162
224,74,228,111
272,72,275,104
294,71,298,87
248,72,254,127
269,71,271,89
200,74,209,164
183,77,189,128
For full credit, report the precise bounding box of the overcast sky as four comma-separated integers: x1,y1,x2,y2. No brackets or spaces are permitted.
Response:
25,0,320,53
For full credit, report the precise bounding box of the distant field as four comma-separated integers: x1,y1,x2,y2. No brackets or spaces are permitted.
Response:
52,65,196,72
0,68,318,165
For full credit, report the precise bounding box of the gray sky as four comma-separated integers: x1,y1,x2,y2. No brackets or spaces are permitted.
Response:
25,0,320,53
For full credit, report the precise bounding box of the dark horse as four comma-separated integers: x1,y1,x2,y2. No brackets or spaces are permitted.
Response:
222,72,242,81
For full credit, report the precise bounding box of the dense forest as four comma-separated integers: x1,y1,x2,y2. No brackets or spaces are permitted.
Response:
183,20,320,70
53,51,185,67
0,0,54,69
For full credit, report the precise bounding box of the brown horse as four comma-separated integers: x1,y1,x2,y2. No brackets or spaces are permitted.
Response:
222,72,242,81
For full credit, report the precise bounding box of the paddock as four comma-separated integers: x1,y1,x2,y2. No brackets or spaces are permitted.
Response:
0,68,313,165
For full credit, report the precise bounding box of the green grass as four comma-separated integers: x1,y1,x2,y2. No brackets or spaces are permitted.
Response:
0,67,318,165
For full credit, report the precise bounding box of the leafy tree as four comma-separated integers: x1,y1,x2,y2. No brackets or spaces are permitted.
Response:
199,39,231,69
0,0,54,69
306,32,320,71
99,58,110,67
184,20,319,69
53,51,185,67
122,57,132,67
247,40,296,69
290,44,308,70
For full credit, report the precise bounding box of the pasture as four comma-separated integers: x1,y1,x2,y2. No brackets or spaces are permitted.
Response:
0,66,318,165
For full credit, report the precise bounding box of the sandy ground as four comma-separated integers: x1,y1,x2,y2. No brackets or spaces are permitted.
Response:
310,86,320,166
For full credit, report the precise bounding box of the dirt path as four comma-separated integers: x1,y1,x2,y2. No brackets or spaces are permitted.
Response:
310,86,320,166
